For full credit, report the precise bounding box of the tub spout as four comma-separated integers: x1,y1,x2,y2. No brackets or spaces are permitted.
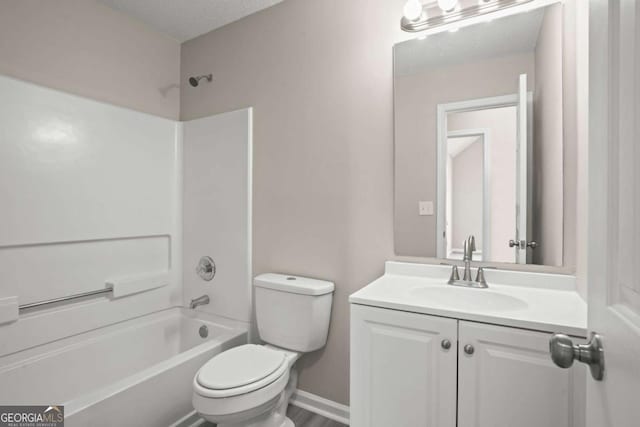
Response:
189,295,210,309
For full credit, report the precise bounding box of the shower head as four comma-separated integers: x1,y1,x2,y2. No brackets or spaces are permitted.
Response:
188,74,212,87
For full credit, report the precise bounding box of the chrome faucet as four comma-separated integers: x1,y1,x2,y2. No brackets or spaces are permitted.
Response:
189,295,210,309
446,234,490,288
462,235,476,281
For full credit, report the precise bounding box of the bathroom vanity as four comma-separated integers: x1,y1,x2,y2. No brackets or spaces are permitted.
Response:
377,2,592,424
349,262,587,427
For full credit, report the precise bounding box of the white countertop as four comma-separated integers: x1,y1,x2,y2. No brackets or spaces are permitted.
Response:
349,262,587,337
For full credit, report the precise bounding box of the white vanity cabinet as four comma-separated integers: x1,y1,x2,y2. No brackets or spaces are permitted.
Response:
350,304,458,427
457,320,585,427
350,304,585,427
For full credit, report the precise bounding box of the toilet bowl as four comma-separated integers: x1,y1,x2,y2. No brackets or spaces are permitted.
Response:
192,274,334,427
193,344,300,427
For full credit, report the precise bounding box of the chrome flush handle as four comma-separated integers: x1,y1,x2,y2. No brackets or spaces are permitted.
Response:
549,333,605,381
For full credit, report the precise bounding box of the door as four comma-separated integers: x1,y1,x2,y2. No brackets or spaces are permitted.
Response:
515,73,529,264
350,304,457,427
445,129,491,261
586,0,640,426
458,321,585,427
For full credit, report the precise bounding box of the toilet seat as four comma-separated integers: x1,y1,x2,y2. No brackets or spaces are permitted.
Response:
193,345,294,422
193,371,290,422
195,344,289,398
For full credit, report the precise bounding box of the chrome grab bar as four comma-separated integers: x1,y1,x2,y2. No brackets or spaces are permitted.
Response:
18,288,112,311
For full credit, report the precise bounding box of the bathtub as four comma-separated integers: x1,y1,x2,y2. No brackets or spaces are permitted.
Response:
0,307,247,426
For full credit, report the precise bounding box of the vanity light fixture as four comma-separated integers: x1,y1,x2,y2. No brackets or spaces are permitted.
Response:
401,0,537,33
438,0,459,13
403,0,425,22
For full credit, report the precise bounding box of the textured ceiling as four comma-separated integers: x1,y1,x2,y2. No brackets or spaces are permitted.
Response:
97,0,284,42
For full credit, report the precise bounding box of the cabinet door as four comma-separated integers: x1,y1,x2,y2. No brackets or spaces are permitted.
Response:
350,304,457,427
458,321,586,427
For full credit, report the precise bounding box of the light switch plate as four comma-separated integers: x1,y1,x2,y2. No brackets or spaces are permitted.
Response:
419,201,434,216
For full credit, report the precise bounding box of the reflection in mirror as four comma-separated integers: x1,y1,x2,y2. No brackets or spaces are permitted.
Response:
394,2,574,267
445,129,489,262
442,101,522,265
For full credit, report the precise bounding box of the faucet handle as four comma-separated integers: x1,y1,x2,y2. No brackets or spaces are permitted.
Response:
448,265,460,284
474,267,488,288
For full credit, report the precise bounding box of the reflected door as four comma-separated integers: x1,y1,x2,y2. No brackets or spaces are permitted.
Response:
445,131,489,261
514,73,532,264
438,97,521,264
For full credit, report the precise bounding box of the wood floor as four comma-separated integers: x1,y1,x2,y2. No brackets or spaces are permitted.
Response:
200,405,347,427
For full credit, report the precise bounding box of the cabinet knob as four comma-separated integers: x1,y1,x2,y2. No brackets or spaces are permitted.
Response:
441,339,451,350
464,344,475,355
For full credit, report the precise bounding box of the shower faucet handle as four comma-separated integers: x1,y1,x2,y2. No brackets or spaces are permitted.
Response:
196,256,216,281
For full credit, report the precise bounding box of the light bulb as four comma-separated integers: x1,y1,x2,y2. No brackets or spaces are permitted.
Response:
438,0,458,12
403,0,423,21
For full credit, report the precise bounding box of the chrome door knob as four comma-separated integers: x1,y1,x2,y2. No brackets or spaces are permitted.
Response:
441,339,452,350
508,239,521,248
464,344,474,355
549,333,605,381
526,241,538,249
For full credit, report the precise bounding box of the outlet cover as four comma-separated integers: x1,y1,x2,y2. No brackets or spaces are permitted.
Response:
419,201,434,216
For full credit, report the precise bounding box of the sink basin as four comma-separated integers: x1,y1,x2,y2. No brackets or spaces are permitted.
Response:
409,286,528,312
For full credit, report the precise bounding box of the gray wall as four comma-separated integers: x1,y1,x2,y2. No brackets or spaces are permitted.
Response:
181,0,408,405
0,0,181,119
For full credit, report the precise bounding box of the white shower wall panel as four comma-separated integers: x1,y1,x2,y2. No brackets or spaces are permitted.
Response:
0,75,177,245
0,75,182,356
1,236,170,306
182,109,252,323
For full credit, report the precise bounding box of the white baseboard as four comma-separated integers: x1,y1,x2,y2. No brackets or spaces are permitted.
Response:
169,410,206,427
289,389,350,425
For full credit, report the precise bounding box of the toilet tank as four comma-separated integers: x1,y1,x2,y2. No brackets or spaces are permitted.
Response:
254,273,334,352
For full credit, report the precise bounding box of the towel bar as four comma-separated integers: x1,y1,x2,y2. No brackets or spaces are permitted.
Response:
18,288,112,311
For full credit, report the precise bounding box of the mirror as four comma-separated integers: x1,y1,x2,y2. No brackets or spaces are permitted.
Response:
394,2,574,267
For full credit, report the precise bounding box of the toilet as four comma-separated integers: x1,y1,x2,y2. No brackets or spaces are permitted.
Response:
192,273,334,427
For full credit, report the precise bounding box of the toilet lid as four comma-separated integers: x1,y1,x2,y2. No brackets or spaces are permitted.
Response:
197,344,286,390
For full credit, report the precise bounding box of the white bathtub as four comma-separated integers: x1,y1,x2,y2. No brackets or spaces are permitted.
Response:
0,307,247,426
